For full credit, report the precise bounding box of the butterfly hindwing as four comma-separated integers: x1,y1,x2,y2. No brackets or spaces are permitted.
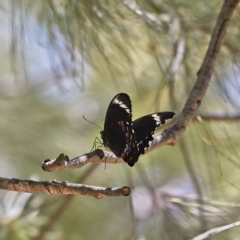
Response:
118,121,140,167
133,112,175,154
133,112,175,143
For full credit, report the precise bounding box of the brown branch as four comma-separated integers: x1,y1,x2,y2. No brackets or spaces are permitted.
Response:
0,177,130,199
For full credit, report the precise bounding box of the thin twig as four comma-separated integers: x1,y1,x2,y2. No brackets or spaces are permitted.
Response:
191,220,240,240
42,150,124,172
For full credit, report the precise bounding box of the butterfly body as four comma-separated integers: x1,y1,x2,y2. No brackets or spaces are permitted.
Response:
100,93,174,167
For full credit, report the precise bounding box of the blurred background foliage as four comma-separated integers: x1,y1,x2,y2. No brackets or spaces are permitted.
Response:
0,0,240,239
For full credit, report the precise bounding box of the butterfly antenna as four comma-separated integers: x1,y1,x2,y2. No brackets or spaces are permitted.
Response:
83,116,102,130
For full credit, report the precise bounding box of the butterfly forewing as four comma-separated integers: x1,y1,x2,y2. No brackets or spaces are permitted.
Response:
101,93,135,157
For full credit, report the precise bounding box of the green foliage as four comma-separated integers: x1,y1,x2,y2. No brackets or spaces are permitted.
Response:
0,0,240,239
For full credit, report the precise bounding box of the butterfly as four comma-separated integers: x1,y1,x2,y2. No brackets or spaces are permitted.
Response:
100,93,175,167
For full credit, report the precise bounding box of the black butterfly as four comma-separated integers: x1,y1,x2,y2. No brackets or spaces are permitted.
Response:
100,93,175,167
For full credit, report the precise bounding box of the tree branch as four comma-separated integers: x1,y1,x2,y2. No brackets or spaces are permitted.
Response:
42,0,239,171
0,177,130,199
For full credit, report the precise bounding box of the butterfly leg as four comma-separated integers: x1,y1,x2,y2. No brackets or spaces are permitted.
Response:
90,136,103,152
